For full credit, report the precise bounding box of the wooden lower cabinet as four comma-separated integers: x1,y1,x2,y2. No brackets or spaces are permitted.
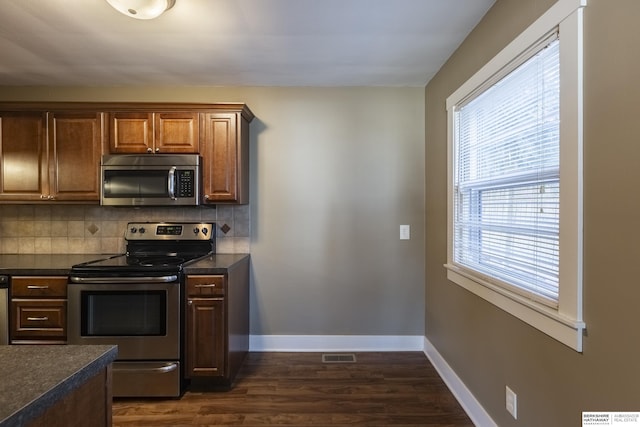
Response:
10,276,68,343
185,275,226,379
27,365,112,427
185,259,249,387
186,295,226,377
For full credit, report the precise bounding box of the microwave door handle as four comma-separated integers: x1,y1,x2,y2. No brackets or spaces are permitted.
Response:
168,167,177,199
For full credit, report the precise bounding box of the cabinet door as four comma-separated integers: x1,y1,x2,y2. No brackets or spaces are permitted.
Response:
155,112,199,153
0,112,47,200
108,112,153,153
186,297,225,378
49,112,104,201
201,113,241,203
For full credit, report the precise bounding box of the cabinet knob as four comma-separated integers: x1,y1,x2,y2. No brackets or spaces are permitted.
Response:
155,148,160,153
147,148,153,153
188,300,193,305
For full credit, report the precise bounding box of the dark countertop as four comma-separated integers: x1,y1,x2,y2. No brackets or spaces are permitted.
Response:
0,253,250,276
0,254,114,275
184,253,250,274
0,345,118,427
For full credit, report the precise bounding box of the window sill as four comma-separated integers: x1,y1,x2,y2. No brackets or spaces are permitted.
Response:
445,264,585,352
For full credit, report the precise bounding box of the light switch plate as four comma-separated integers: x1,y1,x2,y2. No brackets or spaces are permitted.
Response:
400,225,410,240
506,386,517,419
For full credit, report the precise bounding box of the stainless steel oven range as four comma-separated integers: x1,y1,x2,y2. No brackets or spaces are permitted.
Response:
68,222,215,398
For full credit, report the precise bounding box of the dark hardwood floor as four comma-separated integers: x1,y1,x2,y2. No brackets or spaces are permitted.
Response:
112,352,474,426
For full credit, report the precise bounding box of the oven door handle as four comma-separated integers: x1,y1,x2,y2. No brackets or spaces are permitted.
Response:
69,275,178,284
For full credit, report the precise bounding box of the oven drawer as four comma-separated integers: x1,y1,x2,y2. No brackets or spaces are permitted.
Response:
12,276,68,298
186,275,225,296
11,299,66,339
112,361,182,397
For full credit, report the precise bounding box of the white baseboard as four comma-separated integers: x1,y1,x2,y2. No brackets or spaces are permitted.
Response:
249,334,424,352
423,336,497,427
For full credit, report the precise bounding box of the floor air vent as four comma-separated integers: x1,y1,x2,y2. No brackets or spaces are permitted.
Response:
322,353,357,363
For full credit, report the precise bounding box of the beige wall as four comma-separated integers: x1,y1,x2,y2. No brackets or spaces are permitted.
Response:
426,0,640,425
0,86,426,337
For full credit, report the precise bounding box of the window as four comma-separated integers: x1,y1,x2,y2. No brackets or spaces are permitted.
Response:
445,0,586,351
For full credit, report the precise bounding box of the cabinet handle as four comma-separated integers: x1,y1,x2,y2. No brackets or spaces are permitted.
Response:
27,317,49,321
195,284,217,288
27,285,49,290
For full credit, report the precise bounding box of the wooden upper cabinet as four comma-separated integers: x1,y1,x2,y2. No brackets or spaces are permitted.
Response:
109,112,153,153
49,112,104,201
0,111,104,202
201,112,250,204
0,112,48,200
109,111,199,154
0,102,253,204
155,112,200,153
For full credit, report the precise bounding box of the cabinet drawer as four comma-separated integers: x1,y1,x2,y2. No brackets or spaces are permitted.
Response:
186,275,225,296
11,276,67,297
11,300,66,338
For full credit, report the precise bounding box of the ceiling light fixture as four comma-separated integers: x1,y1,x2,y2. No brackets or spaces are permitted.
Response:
105,0,176,20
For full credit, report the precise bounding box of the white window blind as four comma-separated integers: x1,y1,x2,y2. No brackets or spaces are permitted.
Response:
453,36,560,306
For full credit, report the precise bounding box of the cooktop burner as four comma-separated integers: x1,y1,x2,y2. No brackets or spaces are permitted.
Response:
133,256,186,267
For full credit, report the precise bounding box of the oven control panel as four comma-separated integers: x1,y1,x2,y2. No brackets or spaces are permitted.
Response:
125,222,214,241
157,225,183,236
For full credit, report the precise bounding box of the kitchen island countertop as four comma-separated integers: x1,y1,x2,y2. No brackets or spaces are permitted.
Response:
0,345,117,427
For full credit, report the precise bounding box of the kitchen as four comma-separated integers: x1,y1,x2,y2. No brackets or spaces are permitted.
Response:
0,99,254,423
1,0,639,426
0,91,423,422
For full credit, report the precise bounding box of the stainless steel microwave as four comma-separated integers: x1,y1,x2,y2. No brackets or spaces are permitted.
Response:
101,154,201,206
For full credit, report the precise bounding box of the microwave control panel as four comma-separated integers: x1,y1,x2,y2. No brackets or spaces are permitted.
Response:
176,170,195,197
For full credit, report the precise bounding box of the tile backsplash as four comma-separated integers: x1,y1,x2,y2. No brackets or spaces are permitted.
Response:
0,204,250,255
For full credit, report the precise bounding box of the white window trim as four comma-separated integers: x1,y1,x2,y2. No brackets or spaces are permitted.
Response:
445,0,586,352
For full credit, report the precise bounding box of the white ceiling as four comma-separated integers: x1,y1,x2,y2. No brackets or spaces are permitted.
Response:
0,0,495,87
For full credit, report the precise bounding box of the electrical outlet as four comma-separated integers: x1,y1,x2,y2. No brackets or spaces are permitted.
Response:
400,225,410,240
506,386,517,419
